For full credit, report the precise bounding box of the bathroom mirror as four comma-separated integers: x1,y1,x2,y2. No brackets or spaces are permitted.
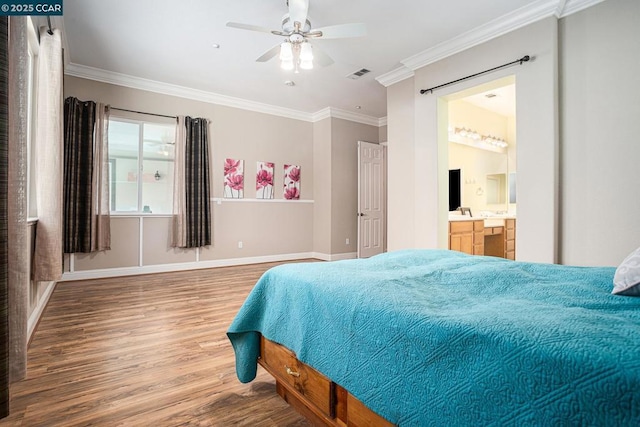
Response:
509,172,516,203
486,173,506,204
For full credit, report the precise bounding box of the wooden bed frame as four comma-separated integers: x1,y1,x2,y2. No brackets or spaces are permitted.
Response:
259,336,394,427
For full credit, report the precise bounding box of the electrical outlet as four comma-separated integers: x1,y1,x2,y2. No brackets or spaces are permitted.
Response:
238,241,243,249
346,238,350,245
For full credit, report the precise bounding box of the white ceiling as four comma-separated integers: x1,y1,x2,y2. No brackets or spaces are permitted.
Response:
464,84,516,118
60,0,599,120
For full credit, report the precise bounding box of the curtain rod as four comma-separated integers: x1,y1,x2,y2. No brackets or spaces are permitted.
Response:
46,16,53,35
110,107,177,120
419,55,530,95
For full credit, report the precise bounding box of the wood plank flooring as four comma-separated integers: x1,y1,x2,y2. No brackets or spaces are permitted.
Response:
0,261,315,426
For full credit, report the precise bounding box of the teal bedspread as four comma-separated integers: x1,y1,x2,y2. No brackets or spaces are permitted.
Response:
227,250,640,426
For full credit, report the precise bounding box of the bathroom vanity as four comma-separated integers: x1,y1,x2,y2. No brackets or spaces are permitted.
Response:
449,218,516,259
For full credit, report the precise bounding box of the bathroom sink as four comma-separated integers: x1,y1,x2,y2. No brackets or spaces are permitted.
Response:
484,218,505,227
448,216,474,221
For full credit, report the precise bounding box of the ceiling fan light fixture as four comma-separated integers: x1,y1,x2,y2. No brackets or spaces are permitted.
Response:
279,41,293,61
300,59,313,70
281,59,294,70
300,42,313,61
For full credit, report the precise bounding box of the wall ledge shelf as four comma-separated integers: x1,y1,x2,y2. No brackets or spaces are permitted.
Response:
212,197,314,204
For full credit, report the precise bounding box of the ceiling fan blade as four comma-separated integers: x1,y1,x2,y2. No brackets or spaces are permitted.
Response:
313,23,366,39
226,22,275,35
311,44,334,67
288,0,309,26
256,44,281,63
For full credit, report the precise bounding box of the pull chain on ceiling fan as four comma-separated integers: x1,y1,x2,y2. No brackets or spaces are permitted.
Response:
226,0,366,72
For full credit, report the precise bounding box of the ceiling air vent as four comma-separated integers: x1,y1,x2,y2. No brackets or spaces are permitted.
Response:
346,68,371,80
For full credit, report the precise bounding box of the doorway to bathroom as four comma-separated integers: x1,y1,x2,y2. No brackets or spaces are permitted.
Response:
441,76,517,259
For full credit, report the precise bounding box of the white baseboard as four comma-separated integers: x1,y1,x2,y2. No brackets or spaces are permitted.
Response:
60,252,319,281
312,252,358,261
28,281,56,341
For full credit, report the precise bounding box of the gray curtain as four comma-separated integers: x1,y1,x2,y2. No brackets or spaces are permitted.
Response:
172,116,211,248
63,97,111,253
8,16,29,384
63,97,96,253
0,15,9,420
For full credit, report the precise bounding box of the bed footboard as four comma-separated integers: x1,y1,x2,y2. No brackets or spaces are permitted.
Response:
258,336,394,427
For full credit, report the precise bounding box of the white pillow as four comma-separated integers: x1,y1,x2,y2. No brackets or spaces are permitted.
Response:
613,247,640,296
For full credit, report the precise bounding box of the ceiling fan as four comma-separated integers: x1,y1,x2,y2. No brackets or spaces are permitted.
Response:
226,0,366,72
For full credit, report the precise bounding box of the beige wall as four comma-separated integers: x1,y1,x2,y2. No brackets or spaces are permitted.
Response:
313,118,332,255
379,125,387,143
330,118,380,254
64,76,316,274
386,78,416,250
64,76,380,276
387,17,559,263
387,0,640,267
312,117,380,257
559,0,640,266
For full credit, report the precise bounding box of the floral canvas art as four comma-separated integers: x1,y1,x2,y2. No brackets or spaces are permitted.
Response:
256,161,274,199
224,158,244,198
283,164,300,200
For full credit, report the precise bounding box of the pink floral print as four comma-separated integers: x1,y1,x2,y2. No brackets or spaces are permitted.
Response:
224,158,244,198
284,187,299,200
256,161,274,199
283,164,300,200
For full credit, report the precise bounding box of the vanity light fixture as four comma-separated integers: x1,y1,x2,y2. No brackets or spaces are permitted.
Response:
452,127,508,149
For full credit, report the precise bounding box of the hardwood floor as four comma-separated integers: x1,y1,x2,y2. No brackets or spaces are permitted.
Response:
1,261,314,426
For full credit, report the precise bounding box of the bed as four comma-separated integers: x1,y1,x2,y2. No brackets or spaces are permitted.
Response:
227,249,640,426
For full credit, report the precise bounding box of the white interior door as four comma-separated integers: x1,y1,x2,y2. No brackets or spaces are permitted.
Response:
358,141,385,258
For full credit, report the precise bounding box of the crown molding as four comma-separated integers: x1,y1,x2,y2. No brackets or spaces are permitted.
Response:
375,66,415,88
559,0,606,17
320,107,382,127
313,107,387,127
65,63,316,122
312,107,332,122
401,0,559,72
376,0,604,88
65,63,385,126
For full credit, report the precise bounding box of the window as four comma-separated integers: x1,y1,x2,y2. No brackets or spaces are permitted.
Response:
108,118,176,214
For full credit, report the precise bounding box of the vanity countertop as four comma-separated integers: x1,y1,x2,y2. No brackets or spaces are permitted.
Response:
448,216,478,222
448,215,516,226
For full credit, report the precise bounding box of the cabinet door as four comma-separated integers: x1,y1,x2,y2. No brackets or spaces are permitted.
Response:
504,219,516,260
450,233,473,255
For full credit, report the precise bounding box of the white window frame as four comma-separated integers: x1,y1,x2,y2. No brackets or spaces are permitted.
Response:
108,116,175,214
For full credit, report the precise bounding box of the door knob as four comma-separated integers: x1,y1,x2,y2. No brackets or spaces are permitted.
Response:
358,213,365,217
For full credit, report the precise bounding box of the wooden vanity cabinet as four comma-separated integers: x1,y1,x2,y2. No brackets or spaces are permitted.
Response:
505,219,516,260
449,220,484,256
450,219,516,259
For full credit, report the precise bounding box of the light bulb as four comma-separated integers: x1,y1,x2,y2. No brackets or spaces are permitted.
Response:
300,42,313,61
281,59,294,70
279,42,293,61
300,59,313,70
